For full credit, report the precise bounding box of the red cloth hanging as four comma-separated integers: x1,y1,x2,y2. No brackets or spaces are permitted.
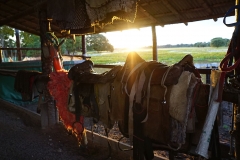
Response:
49,45,62,71
47,70,84,141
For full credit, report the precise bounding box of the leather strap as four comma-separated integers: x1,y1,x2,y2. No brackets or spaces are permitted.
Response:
73,82,81,122
128,77,138,141
141,65,173,123
219,7,240,101
220,42,240,72
160,65,173,103
141,67,156,123
122,61,145,96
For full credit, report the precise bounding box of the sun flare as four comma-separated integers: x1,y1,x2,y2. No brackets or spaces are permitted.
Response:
102,28,152,50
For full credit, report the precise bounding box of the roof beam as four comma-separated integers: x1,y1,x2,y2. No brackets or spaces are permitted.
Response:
161,0,188,25
141,0,160,6
154,7,205,18
0,4,38,22
0,1,47,26
163,12,234,25
7,24,40,36
138,5,162,24
154,1,233,18
162,0,179,15
197,0,214,15
213,1,233,8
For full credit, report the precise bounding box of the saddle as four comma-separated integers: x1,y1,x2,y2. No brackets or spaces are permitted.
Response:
68,60,122,128
68,53,211,160
110,52,205,147
68,60,95,80
14,70,41,101
110,52,184,140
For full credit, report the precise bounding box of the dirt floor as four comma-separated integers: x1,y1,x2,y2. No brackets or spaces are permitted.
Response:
0,105,132,160
0,99,233,160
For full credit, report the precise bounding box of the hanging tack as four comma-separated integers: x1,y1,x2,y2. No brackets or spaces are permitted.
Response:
47,18,53,32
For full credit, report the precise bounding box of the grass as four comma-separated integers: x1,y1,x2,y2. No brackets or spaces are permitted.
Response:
79,47,228,65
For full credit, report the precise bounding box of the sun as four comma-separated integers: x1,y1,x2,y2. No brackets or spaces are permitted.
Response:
102,28,152,50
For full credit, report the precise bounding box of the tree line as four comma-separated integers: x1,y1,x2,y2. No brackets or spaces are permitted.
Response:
159,37,230,48
0,26,114,57
0,26,230,57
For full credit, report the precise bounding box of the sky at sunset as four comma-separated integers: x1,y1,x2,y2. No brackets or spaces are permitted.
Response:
102,16,236,49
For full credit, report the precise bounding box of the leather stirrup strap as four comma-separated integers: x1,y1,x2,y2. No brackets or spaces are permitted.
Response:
141,68,156,123
73,82,81,122
128,78,137,141
122,61,145,96
141,65,173,123
125,62,146,140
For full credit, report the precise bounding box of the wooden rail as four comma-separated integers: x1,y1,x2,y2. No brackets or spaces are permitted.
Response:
0,48,41,50
0,47,92,62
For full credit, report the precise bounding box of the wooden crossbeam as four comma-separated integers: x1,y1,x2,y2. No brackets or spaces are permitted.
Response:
153,1,233,19
197,0,214,15
138,5,159,24
0,1,47,26
162,0,179,15
162,0,188,25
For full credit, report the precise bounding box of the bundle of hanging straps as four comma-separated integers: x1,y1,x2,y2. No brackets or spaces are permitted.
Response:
217,4,240,102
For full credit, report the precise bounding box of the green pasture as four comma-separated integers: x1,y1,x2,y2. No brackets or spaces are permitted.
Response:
87,47,228,65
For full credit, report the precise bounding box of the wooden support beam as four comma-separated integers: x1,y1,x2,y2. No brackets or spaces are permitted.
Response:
162,0,186,22
94,20,164,33
155,12,175,18
81,35,87,60
152,25,158,61
0,0,47,26
197,0,214,15
162,13,234,26
0,47,2,63
70,27,95,35
141,0,159,6
162,0,179,15
38,9,59,128
138,5,159,24
15,29,22,61
8,23,40,36
154,1,233,18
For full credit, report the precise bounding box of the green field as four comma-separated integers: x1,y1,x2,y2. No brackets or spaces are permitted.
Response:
87,47,228,65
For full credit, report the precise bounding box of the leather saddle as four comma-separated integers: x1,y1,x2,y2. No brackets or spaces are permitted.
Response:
110,52,201,144
67,60,122,128
111,52,184,139
68,60,95,80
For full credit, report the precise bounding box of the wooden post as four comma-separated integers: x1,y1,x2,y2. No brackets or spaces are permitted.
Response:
234,102,240,159
152,25,158,61
15,29,22,61
39,10,52,74
0,47,2,63
39,9,58,128
234,0,240,158
236,0,239,22
82,35,86,60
